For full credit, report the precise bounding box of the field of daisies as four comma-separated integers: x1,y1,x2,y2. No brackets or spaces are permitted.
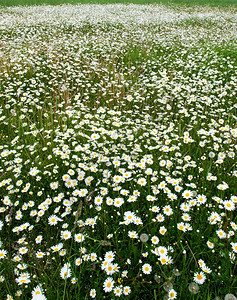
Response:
0,3,237,300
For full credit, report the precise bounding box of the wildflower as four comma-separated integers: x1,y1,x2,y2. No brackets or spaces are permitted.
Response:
78,189,88,197
124,211,136,224
197,194,207,205
217,182,229,190
159,226,167,235
61,230,71,240
193,271,206,284
163,205,173,216
114,286,123,297
16,290,22,297
180,203,191,212
231,242,237,253
151,206,160,213
151,236,159,245
159,255,173,265
94,196,103,205
202,266,212,273
75,258,82,266
74,233,85,243
71,277,77,284
230,222,237,231
128,231,138,239
216,229,226,239
142,263,152,274
48,215,62,226
106,197,113,205
19,247,28,255
90,289,96,298
177,222,186,232
123,286,131,295
137,177,147,186
147,195,156,202
59,249,67,256
127,195,137,203
51,243,63,252
90,253,97,261
157,246,168,256
104,263,117,275
31,284,47,300
134,217,143,225
223,200,235,211
16,273,31,285
103,277,114,292
36,251,45,259
0,249,7,259
35,235,43,244
104,251,115,262
168,289,177,299
156,214,165,222
50,182,58,190
230,196,237,203
17,264,27,270
181,213,191,221
114,198,124,208
182,190,193,199
60,263,71,279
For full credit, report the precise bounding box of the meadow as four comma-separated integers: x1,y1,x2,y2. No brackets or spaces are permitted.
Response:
0,3,237,300
1,0,237,8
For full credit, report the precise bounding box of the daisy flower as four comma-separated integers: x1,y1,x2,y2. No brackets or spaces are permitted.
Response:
75,258,82,266
151,236,159,245
159,226,167,235
193,271,206,285
223,200,235,211
104,251,115,262
90,289,96,298
231,242,237,253
35,251,45,259
217,182,229,190
168,289,177,299
74,233,85,243
103,277,114,292
137,177,147,186
60,263,71,279
128,231,138,239
216,229,226,239
0,249,7,259
31,284,47,300
113,286,123,297
123,286,131,295
61,230,71,240
142,263,152,274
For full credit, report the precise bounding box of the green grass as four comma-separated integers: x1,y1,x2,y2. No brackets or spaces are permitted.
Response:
0,0,237,7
